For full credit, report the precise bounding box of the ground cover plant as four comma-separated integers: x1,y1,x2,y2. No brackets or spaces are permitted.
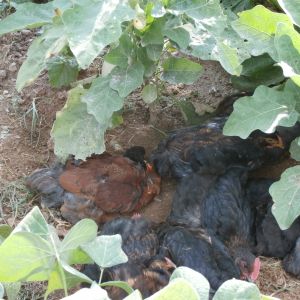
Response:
1,0,300,298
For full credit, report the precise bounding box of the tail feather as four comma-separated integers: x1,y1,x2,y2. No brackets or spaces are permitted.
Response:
26,164,65,208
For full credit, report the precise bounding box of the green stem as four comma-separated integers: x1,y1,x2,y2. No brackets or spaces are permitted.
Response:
99,268,104,284
49,234,68,297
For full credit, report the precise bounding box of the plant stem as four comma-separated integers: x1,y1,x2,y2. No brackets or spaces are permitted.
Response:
99,268,104,284
49,233,68,297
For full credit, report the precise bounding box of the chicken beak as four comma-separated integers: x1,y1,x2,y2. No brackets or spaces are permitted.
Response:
164,257,177,269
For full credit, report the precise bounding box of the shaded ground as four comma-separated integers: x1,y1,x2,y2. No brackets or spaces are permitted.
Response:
0,31,299,299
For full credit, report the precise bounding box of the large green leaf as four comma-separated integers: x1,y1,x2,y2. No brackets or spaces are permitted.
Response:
231,54,285,91
100,281,134,295
167,0,226,33
213,279,260,299
82,76,124,125
278,0,300,27
223,85,299,138
283,79,300,112
0,2,54,36
170,267,210,300
12,206,49,239
141,17,165,46
62,1,134,68
290,137,300,161
123,290,143,300
162,57,203,84
274,23,300,77
0,232,53,282
2,282,21,300
110,61,144,97
104,33,134,68
16,19,67,91
231,5,293,58
46,262,93,298
47,56,79,88
51,86,106,160
60,219,98,264
145,278,199,300
215,41,242,76
81,234,128,269
270,166,300,230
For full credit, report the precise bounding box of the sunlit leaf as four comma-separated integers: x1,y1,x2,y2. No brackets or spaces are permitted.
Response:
0,232,53,282
123,290,143,300
290,137,300,161
223,85,298,138
2,282,21,300
213,279,260,299
16,19,67,91
81,234,128,269
145,278,199,300
274,23,300,77
100,281,134,295
51,86,106,160
0,2,54,36
232,5,293,58
46,262,93,297
62,1,134,68
60,219,98,264
170,267,210,300
60,282,110,300
270,166,300,230
12,206,49,239
278,0,300,27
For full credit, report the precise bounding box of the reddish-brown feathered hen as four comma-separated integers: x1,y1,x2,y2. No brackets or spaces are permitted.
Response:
26,147,161,224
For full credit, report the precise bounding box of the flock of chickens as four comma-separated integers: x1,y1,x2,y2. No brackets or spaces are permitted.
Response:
26,96,300,299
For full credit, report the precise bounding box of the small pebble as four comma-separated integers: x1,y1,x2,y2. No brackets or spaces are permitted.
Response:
0,70,7,79
3,90,9,95
21,29,32,35
8,62,18,72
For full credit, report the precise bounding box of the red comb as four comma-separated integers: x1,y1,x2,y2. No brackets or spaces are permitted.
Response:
250,257,261,281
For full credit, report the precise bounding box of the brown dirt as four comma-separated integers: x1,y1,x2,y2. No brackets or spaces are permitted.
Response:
0,30,299,299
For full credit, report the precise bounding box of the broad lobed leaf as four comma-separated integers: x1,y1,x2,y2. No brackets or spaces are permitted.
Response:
270,166,300,230
62,0,135,69
81,234,128,269
16,19,68,91
51,86,106,160
0,2,54,36
223,85,299,138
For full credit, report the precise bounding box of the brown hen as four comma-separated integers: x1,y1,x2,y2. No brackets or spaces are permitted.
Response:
26,147,161,224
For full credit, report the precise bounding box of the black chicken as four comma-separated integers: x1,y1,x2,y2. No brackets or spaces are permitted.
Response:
82,216,175,300
159,226,240,291
246,179,300,276
151,116,300,179
283,237,300,277
168,167,260,282
26,147,161,224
